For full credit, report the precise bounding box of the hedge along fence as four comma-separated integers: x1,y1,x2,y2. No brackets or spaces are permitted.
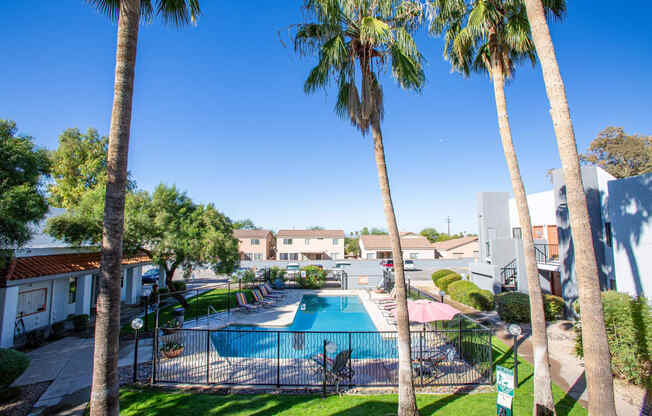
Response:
437,273,462,293
575,291,652,387
431,269,455,285
297,266,327,289
495,292,565,323
0,348,30,388
447,280,495,311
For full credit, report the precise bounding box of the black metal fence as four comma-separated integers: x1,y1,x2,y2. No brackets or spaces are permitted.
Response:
152,324,492,388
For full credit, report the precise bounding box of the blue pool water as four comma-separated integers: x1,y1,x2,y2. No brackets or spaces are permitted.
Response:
210,295,398,359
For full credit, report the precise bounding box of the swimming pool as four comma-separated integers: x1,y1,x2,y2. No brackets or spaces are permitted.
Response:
210,295,399,359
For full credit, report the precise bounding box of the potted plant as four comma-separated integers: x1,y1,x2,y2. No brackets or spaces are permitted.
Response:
162,319,181,335
161,341,184,359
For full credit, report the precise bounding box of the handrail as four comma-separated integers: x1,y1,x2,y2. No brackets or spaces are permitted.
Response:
500,259,517,290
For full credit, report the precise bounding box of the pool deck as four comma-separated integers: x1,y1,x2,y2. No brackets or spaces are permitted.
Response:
183,289,396,332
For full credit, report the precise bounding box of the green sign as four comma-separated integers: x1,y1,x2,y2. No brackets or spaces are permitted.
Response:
496,366,514,416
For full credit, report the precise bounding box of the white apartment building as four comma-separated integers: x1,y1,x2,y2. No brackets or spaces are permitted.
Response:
275,230,345,261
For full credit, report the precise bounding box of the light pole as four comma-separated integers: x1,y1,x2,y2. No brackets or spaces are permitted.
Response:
131,317,144,383
507,323,522,386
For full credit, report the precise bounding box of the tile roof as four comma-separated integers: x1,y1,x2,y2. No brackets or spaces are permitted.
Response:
432,236,479,251
276,229,345,238
360,234,436,250
233,229,272,239
1,252,151,286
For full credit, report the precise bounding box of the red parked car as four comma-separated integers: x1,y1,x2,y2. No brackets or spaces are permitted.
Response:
380,259,394,269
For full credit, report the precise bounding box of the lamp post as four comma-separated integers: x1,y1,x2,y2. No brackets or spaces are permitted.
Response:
507,323,522,386
131,317,144,383
439,290,445,303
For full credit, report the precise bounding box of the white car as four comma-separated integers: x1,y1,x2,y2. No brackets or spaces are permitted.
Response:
404,260,417,271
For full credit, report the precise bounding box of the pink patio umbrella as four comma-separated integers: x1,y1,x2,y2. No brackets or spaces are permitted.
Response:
393,299,460,325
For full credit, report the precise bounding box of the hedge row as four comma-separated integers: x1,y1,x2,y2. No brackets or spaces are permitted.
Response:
575,291,652,386
447,280,494,311
495,292,565,323
437,273,462,292
0,348,30,388
431,269,455,285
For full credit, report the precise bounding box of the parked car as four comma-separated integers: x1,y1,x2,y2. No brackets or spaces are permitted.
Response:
380,259,394,269
334,262,351,268
255,267,267,279
141,268,159,284
404,259,417,271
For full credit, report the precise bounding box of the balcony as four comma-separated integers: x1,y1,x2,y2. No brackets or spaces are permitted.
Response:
534,244,559,265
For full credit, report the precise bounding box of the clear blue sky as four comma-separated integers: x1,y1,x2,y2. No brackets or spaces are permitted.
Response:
1,1,650,235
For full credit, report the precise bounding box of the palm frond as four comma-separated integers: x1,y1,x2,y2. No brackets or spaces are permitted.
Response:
390,43,425,90
360,16,394,46
157,0,201,27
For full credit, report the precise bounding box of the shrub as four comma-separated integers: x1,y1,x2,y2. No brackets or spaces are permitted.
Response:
0,348,30,388
72,314,89,332
543,294,565,321
50,321,66,340
575,291,652,386
437,273,461,293
431,269,455,285
268,267,286,282
495,292,531,323
447,280,494,311
25,329,45,349
297,266,326,289
170,281,187,292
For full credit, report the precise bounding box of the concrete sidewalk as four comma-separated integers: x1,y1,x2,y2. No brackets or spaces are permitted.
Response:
11,336,153,410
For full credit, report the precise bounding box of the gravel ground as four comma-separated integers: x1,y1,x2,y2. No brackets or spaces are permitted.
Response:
0,381,50,416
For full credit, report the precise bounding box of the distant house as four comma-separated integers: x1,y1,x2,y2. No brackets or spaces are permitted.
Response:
433,236,479,259
234,229,275,260
276,230,345,261
0,210,150,347
359,234,436,260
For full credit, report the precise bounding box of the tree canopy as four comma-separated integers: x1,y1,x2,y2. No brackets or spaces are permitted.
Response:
580,126,652,178
233,219,257,230
0,120,51,248
48,127,135,208
361,226,388,235
344,237,360,257
46,184,239,281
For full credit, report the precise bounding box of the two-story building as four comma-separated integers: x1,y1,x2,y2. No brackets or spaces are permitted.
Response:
433,236,480,259
359,233,437,260
234,229,275,260
276,230,345,261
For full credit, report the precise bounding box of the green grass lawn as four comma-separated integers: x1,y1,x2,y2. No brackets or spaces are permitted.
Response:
121,288,254,334
119,338,586,415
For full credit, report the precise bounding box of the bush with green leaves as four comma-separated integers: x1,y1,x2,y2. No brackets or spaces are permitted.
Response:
72,314,89,332
495,292,531,323
0,348,30,388
297,266,326,289
431,269,455,285
268,266,286,282
447,280,494,311
437,273,461,293
170,281,187,292
543,294,565,321
575,291,652,386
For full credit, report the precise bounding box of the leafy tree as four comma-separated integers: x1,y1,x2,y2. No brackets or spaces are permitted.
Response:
360,227,370,235
308,225,325,230
344,237,360,257
431,1,563,412
48,128,135,208
233,218,257,230
86,1,201,414
47,184,238,308
0,120,50,250
419,227,439,242
580,126,652,178
292,1,426,413
522,0,617,413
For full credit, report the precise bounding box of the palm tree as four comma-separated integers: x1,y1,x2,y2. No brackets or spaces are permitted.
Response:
86,1,200,415
429,1,562,413
292,0,425,413
520,1,617,414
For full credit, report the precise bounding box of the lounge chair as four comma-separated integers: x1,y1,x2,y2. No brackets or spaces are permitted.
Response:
251,289,275,307
264,282,284,294
258,284,283,299
315,349,354,392
235,292,260,312
374,287,396,303
412,348,455,378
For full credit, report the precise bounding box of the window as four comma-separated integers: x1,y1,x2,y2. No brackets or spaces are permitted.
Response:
366,253,375,260
305,239,310,245
69,277,77,304
280,253,289,260
251,239,260,245
289,253,299,260
330,252,339,260
605,222,613,247
254,253,263,260
332,238,339,245
486,242,491,257
283,238,293,245
121,274,124,288
512,227,522,239
17,288,47,317
409,253,418,259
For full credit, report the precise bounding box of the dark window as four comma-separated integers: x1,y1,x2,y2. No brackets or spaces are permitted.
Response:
280,253,288,260
512,227,522,239
69,277,77,304
605,222,613,247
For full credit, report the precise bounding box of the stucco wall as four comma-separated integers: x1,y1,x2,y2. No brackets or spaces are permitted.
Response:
608,172,652,298
477,192,511,261
439,241,479,259
277,237,344,260
238,234,273,260
509,190,557,231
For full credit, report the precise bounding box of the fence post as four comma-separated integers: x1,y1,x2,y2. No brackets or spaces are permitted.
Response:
227,282,230,314
195,288,199,324
322,339,327,396
276,332,280,387
348,333,352,388
206,330,210,383
152,306,159,384
488,332,493,384
420,327,424,387
458,319,463,357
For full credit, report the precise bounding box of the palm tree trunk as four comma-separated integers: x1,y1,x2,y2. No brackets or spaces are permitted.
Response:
522,2,616,415
491,64,556,416
90,1,140,415
370,116,419,416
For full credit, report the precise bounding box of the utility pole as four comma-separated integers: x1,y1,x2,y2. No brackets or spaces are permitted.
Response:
445,216,452,236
